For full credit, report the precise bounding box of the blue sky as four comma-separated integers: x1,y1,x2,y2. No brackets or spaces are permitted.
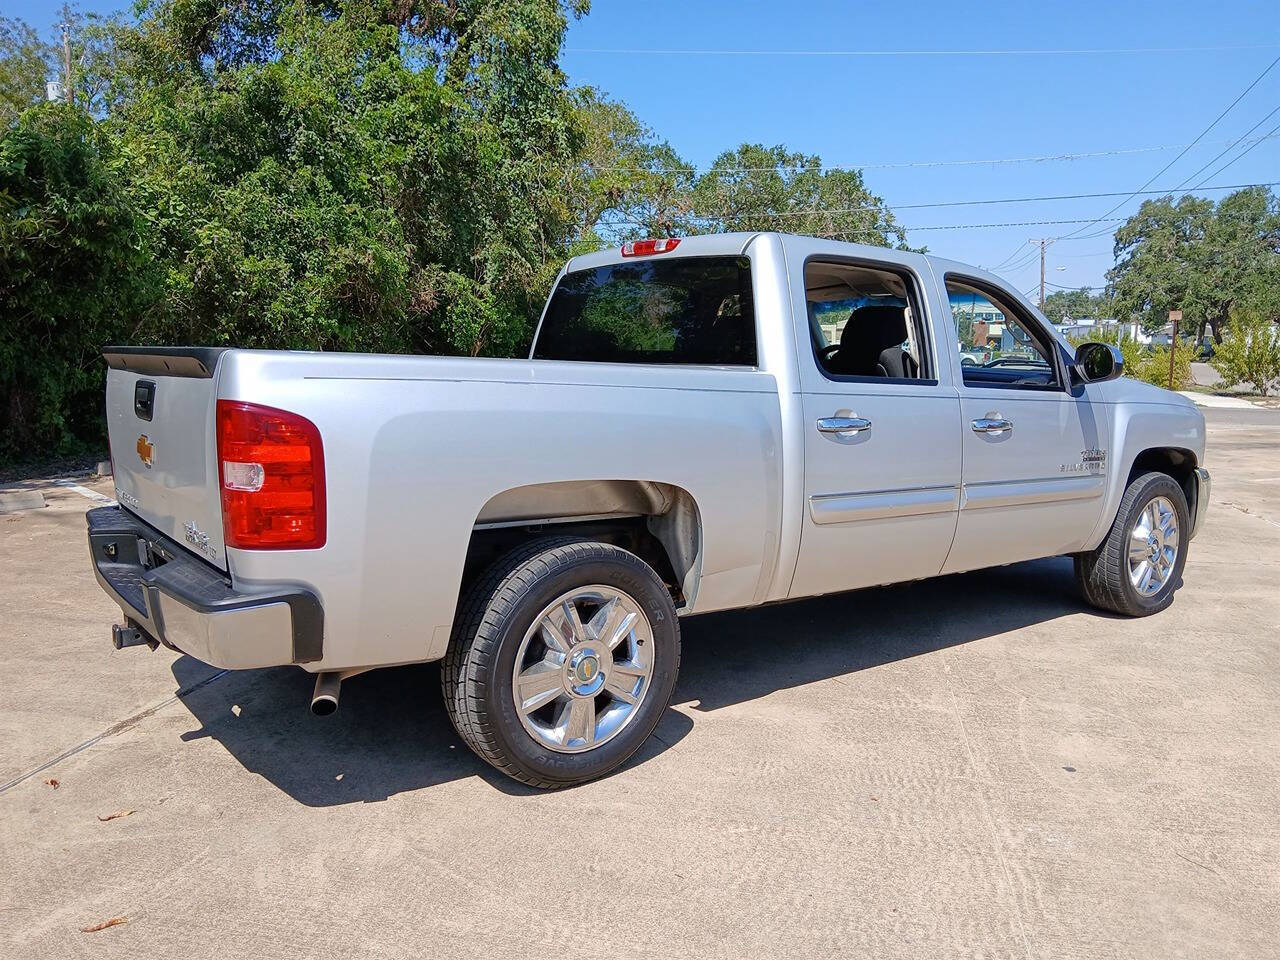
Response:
13,0,1280,297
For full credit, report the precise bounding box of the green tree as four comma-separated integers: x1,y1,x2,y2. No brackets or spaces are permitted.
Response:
1210,307,1280,396
0,105,161,457
562,87,699,246
690,143,905,246
1042,287,1109,324
1,16,51,124
114,0,589,358
1108,186,1280,344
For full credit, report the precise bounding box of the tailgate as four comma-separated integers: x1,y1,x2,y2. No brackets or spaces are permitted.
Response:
103,347,229,570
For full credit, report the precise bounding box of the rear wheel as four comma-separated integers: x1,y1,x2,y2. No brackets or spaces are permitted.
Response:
442,538,680,788
1074,471,1190,617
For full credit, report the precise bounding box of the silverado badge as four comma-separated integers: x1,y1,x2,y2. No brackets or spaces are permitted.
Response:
1061,448,1106,473
136,434,154,469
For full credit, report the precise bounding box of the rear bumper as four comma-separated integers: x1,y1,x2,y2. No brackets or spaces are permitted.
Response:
1190,467,1211,541
86,506,322,669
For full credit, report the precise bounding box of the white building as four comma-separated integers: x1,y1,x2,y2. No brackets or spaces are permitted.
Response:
1054,317,1151,345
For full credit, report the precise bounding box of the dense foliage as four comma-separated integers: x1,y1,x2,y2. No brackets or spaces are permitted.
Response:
1,0,905,462
1107,186,1280,343
1066,329,1191,391
1211,308,1280,396
1,105,161,452
1042,287,1110,324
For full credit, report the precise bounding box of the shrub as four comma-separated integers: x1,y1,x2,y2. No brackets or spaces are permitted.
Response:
1211,308,1280,396
1066,328,1191,390
0,104,161,460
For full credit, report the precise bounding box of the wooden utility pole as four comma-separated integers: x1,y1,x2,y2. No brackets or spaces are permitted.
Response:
1029,238,1053,308
59,6,74,106
1168,310,1182,389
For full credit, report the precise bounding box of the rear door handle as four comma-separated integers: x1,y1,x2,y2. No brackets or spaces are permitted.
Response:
971,417,1013,435
817,416,872,435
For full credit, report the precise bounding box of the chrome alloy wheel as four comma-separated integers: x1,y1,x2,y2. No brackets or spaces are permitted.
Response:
1128,495,1180,596
511,586,654,753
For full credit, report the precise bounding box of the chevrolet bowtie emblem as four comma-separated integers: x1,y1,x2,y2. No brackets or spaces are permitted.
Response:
136,434,154,469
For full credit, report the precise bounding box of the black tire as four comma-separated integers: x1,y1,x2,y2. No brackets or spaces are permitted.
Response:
1074,471,1190,617
441,538,680,788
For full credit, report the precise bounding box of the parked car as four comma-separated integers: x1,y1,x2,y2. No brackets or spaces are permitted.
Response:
87,233,1210,787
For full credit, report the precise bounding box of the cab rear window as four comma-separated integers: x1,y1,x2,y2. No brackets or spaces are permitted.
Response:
533,256,756,366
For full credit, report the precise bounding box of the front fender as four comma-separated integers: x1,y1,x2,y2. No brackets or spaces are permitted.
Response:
1084,394,1206,549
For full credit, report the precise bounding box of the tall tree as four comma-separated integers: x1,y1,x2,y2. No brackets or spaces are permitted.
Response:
1042,287,1109,324
1,105,160,455
1108,186,1280,343
113,0,590,357
690,144,905,246
561,87,699,247
1,16,52,124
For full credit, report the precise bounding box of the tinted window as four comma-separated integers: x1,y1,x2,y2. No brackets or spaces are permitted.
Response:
534,256,756,365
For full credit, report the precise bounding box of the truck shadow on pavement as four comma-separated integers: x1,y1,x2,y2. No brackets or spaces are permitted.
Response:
172,555,1105,805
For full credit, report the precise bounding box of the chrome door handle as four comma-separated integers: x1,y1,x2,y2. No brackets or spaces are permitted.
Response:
817,416,872,435
971,417,1013,435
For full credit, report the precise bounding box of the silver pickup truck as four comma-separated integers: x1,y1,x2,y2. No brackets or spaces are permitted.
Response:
87,232,1209,787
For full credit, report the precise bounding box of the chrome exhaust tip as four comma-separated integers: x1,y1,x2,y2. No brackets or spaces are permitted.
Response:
310,671,341,716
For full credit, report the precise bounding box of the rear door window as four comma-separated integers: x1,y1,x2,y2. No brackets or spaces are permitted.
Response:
533,256,756,365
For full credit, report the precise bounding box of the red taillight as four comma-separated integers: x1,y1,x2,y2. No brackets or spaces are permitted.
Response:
620,238,680,257
216,400,326,550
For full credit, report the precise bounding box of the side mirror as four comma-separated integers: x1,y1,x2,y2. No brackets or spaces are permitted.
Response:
1073,341,1123,384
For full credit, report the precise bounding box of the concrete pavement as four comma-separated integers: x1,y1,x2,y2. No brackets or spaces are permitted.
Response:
2,408,1279,959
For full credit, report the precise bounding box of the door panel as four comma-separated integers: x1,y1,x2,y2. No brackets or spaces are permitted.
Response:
943,389,1112,574
790,388,961,598
777,238,964,601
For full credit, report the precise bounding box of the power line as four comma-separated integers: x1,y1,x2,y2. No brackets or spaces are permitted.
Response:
582,133,1280,176
1055,53,1280,241
566,44,1280,58
890,180,1279,212
1194,117,1280,187
987,239,1036,271
1043,280,1105,290
597,215,1128,233
1173,106,1280,190
604,180,1279,226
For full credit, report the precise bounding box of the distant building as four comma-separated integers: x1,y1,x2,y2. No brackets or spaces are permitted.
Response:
1055,317,1151,345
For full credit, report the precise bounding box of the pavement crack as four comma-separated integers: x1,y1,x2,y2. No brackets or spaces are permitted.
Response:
0,669,228,795
1175,850,1226,882
1218,499,1280,528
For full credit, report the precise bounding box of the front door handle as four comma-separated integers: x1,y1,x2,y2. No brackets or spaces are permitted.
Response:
817,416,872,435
971,417,1013,435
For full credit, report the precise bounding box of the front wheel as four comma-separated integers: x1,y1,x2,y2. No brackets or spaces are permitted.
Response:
442,538,680,788
1074,471,1190,617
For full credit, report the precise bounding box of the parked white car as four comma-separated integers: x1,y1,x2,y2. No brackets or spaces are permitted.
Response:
88,233,1209,787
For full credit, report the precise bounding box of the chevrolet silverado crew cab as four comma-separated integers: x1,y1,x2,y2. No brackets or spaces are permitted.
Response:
88,233,1209,788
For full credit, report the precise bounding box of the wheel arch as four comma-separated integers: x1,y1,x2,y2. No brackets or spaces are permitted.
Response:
460,479,704,612
1126,446,1199,519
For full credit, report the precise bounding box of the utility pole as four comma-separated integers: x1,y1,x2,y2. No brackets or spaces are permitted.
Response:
59,5,74,107
1028,238,1054,308
1168,310,1182,389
